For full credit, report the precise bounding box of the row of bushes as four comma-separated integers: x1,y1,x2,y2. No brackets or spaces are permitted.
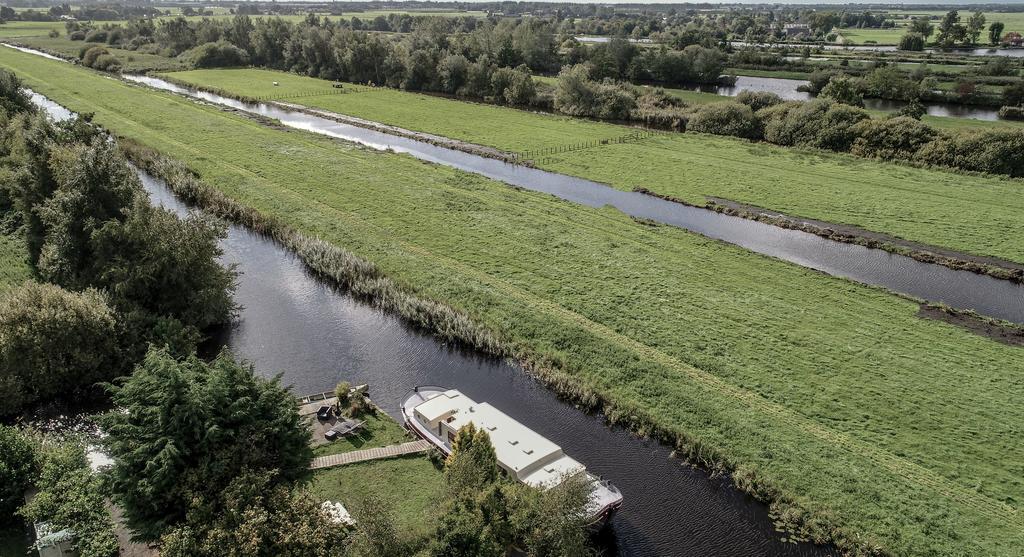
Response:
0,71,236,416
682,94,1024,177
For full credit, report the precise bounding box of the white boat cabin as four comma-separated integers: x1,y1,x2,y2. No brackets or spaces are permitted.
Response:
413,389,585,488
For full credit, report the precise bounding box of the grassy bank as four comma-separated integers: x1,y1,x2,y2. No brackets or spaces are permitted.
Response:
162,67,1024,265
7,48,1024,555
310,455,442,540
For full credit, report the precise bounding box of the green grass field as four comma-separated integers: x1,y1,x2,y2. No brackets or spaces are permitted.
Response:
309,455,442,540
7,49,1024,555
164,67,1024,264
0,20,64,39
888,10,1024,36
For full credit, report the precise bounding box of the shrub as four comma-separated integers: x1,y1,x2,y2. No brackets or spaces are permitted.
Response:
83,29,108,43
593,81,637,120
895,98,927,120
686,102,761,140
0,282,121,416
998,105,1024,120
69,30,86,40
819,76,864,107
80,45,109,67
183,40,250,68
761,99,869,151
915,129,1024,177
735,90,783,112
47,29,59,38
898,32,926,51
803,69,838,94
850,116,937,160
348,392,373,416
334,380,351,408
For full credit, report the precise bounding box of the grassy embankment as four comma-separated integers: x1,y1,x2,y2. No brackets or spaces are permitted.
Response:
308,410,442,537
6,48,1023,555
164,67,1024,264
311,455,442,538
11,35,191,73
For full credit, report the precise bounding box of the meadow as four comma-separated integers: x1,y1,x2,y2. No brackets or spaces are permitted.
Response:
888,10,1024,36
164,67,1024,264
310,455,443,539
0,20,63,39
6,48,1024,555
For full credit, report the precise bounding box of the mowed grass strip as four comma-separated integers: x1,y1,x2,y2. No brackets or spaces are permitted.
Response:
163,67,1024,265
7,49,1024,554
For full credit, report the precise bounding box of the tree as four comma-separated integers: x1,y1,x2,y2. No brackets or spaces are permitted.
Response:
909,17,934,39
430,498,502,557
0,282,121,416
820,76,865,107
160,471,347,557
87,196,236,333
989,22,1005,46
0,426,36,522
966,11,986,45
444,423,499,495
898,32,925,51
345,495,408,557
35,138,140,291
101,348,312,540
895,98,927,120
936,10,966,48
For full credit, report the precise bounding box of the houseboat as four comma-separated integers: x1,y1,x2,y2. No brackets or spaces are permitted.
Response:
401,386,623,526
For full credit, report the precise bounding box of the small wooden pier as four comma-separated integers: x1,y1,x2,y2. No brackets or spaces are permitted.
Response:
309,440,431,470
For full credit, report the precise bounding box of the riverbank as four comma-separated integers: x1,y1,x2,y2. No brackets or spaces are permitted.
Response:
12,50,1024,555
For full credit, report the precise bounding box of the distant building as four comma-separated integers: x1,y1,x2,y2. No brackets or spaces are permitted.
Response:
783,23,810,38
1002,32,1023,47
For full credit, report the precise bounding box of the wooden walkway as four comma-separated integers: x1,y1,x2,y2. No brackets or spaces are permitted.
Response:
310,440,431,470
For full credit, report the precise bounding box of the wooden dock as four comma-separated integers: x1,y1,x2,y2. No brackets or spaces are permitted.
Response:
309,440,431,470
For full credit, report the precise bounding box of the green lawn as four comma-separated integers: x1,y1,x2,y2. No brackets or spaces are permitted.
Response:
163,67,1024,265
309,455,442,540
888,10,1024,36
0,20,64,39
8,49,1024,555
0,231,31,295
312,411,412,457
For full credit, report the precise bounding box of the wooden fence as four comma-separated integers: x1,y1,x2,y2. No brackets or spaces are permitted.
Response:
515,129,666,164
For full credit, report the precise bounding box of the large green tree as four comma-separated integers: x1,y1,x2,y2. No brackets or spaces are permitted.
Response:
101,348,312,540
989,21,1005,46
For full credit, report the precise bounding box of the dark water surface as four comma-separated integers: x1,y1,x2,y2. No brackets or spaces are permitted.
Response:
123,74,1024,324
30,89,833,556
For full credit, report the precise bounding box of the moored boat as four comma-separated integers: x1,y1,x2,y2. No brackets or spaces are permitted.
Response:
401,386,623,527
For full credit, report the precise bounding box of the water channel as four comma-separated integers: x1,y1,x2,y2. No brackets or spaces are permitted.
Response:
30,90,833,556
121,72,1024,324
